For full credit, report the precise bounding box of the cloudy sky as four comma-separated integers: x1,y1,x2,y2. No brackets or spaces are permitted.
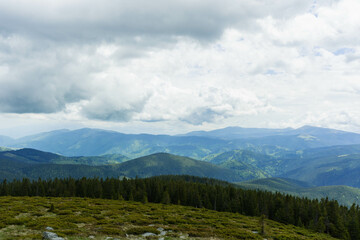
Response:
0,0,360,137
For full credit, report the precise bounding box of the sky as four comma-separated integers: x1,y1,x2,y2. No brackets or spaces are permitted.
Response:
0,0,360,138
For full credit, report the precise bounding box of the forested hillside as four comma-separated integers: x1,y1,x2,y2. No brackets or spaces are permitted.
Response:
237,177,360,207
1,175,359,239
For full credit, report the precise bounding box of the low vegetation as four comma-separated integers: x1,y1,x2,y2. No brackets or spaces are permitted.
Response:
1,176,359,239
0,196,337,240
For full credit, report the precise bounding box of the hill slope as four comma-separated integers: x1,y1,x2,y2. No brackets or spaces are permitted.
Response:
0,148,129,165
237,177,360,206
280,153,360,188
207,149,279,177
0,196,336,240
0,150,245,182
114,153,246,182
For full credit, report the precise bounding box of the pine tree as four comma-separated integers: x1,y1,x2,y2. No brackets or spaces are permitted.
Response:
161,191,171,204
259,214,267,236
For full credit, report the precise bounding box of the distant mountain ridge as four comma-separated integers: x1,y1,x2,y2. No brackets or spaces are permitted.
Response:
181,126,294,139
2,125,360,159
0,135,13,146
3,128,231,158
2,126,360,190
2,146,360,206
182,125,360,140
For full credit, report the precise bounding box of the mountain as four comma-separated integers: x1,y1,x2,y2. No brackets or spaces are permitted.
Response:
114,153,245,182
0,135,13,146
281,153,360,188
184,125,360,142
181,126,293,139
206,150,276,179
0,149,121,180
4,126,360,187
236,177,360,207
5,126,360,159
7,128,233,159
0,149,245,182
185,125,360,150
0,148,129,165
0,146,14,152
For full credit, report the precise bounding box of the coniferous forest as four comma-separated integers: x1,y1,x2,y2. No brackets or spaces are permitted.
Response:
1,175,360,240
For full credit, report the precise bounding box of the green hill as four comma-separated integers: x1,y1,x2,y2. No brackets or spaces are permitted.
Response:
236,177,360,206
0,150,245,182
115,153,246,182
237,177,313,192
0,147,12,152
0,148,129,165
281,153,360,188
207,149,280,178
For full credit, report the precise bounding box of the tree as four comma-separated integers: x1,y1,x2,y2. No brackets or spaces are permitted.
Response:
161,191,171,204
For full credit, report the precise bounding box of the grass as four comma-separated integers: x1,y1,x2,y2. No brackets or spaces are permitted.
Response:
0,196,338,240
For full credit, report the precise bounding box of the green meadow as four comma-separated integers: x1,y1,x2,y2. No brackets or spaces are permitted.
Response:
0,196,336,240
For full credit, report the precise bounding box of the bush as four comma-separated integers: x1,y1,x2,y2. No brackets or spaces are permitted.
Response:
126,226,159,235
100,227,124,236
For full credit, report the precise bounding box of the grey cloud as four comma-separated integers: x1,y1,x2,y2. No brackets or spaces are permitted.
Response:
0,0,313,43
0,69,90,114
181,107,230,125
0,41,94,113
81,94,151,122
0,0,315,122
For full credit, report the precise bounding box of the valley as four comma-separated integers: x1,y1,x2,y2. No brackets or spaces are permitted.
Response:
2,125,360,239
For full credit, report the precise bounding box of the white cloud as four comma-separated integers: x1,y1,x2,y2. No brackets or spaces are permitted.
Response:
1,0,360,136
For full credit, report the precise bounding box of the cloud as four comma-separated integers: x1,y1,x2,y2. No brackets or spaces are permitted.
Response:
0,0,312,42
81,82,153,122
1,0,360,135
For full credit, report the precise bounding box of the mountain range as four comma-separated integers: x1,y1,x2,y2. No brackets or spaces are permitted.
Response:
2,125,360,206
2,125,360,159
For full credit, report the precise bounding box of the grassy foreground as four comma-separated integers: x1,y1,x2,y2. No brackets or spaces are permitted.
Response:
0,196,336,240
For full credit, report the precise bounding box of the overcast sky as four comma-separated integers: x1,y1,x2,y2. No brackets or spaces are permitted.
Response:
0,0,360,137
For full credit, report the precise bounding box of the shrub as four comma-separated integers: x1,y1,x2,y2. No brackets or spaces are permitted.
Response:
100,227,124,236
126,226,159,235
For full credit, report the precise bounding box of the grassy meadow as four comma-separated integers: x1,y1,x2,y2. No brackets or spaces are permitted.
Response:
0,196,337,240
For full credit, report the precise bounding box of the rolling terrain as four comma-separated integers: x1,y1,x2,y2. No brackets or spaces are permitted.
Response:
2,125,360,208
236,177,360,206
281,153,360,188
4,128,232,159
0,148,129,165
207,149,279,177
0,149,245,182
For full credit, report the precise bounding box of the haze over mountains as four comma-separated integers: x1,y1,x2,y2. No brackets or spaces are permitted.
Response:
3,125,360,158
2,125,360,206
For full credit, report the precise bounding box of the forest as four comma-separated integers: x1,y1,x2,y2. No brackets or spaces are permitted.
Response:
1,175,359,240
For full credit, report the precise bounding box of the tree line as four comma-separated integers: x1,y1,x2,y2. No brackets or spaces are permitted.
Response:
0,175,359,240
